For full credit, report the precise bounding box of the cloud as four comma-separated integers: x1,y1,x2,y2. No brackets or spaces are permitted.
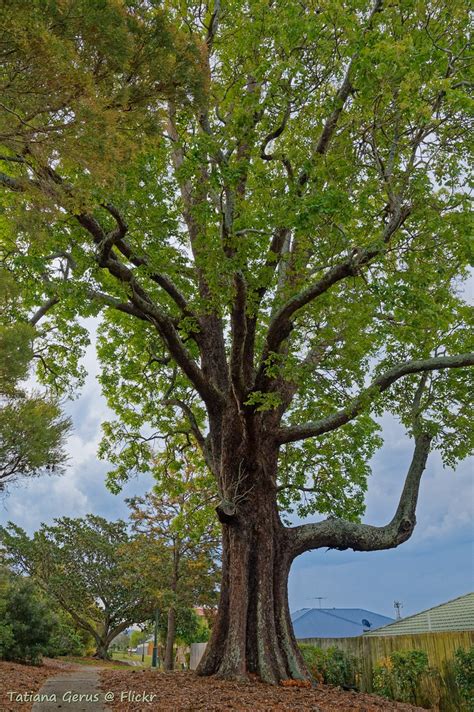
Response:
365,415,473,546
0,322,153,534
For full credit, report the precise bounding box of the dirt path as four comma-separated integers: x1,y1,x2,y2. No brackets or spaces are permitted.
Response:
31,666,108,712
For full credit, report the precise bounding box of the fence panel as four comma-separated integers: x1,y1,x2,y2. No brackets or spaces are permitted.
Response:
300,631,474,710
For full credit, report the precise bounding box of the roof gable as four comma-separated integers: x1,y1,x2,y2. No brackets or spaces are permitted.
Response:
364,592,474,636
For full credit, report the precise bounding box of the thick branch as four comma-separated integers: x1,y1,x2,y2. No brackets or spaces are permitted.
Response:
0,171,24,191
262,205,409,364
76,214,224,407
260,104,291,161
101,204,191,315
288,431,432,557
107,254,223,406
85,289,152,322
278,352,474,444
29,296,59,326
230,272,248,397
206,0,221,49
162,398,205,450
163,397,215,473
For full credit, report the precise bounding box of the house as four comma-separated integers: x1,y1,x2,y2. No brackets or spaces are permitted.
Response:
291,607,394,639
363,591,474,636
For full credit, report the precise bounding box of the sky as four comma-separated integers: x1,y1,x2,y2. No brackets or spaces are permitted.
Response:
1,322,473,622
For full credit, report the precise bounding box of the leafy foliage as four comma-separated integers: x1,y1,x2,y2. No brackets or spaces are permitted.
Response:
0,569,54,664
159,606,210,646
0,0,470,522
125,437,219,665
0,0,472,679
0,515,155,659
373,650,430,704
126,436,220,601
299,644,359,689
0,270,70,492
453,646,474,712
0,0,204,187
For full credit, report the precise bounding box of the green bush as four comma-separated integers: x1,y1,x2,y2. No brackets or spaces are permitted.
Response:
46,615,87,657
373,649,430,704
0,569,87,663
0,577,54,664
299,644,358,688
453,646,474,712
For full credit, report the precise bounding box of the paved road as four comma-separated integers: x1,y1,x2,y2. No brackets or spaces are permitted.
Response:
31,666,108,712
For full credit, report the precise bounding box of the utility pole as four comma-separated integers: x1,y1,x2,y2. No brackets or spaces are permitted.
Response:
152,608,160,668
394,601,403,620
311,597,326,609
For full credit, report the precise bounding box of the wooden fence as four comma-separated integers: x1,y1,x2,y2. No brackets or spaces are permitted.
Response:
300,630,474,710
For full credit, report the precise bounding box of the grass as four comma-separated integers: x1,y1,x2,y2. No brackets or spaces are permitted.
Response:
58,655,133,670
110,651,154,668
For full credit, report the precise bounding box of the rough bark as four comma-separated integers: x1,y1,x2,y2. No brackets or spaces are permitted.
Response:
197,444,308,684
164,607,176,671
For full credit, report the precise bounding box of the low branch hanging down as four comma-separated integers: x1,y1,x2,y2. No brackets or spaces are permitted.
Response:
277,352,474,445
287,430,432,557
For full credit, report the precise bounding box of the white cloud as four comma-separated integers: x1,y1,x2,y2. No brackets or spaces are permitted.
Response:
364,415,474,545
0,321,153,533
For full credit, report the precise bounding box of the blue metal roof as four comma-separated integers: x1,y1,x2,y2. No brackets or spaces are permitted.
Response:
291,608,394,639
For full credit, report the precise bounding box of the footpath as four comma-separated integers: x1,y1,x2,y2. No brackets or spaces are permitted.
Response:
31,666,108,712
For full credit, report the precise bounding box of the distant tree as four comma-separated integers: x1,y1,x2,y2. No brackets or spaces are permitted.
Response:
0,515,155,659
173,607,210,646
0,563,89,661
110,630,131,653
0,271,70,493
126,437,220,670
129,628,149,651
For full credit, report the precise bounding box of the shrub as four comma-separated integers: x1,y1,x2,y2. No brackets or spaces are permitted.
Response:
1,577,54,664
373,649,430,704
0,570,87,662
299,644,358,688
46,616,87,658
453,646,474,712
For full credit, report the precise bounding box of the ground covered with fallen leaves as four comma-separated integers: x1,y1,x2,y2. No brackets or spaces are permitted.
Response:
100,670,428,711
0,658,74,711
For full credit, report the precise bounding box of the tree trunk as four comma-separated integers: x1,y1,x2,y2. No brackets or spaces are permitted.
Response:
92,640,110,660
197,473,308,684
164,607,176,671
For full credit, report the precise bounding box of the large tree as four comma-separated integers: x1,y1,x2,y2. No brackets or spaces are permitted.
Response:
0,0,473,683
0,515,155,659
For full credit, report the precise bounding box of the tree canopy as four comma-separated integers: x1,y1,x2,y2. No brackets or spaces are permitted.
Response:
0,270,70,492
0,515,154,659
0,0,472,683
